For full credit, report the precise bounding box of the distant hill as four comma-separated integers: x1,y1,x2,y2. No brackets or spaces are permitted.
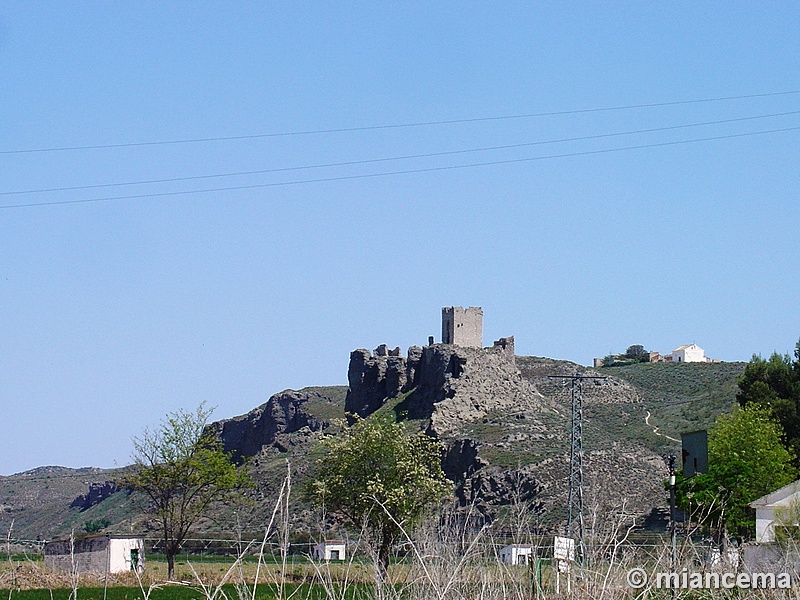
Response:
0,466,135,541
600,360,746,443
0,360,746,541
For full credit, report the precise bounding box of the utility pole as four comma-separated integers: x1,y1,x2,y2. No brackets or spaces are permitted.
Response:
550,374,607,557
668,453,677,574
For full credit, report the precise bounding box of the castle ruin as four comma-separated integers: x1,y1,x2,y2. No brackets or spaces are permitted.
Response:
345,306,521,426
442,306,483,348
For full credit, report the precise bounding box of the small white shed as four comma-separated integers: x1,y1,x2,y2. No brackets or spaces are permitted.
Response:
45,535,145,574
672,344,706,363
750,480,800,542
499,544,533,565
313,540,346,561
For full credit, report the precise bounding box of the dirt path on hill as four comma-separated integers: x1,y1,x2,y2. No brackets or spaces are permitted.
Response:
645,410,680,442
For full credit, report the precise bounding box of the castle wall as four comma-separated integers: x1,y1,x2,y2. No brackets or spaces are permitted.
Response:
442,306,483,348
345,339,531,436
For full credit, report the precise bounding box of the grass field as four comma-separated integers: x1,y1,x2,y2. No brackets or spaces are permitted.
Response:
0,555,534,599
0,554,379,592
4,542,796,600
603,361,746,438
2,584,326,600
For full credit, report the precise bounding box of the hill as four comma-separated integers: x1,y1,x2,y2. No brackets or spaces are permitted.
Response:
0,358,746,542
601,360,745,442
0,466,135,541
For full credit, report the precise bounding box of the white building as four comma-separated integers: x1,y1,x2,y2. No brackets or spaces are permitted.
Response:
498,544,533,565
45,535,145,574
671,344,707,363
313,540,346,561
750,480,800,543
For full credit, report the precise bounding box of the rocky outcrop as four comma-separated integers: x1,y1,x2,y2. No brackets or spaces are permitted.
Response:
208,389,331,460
457,466,543,519
346,340,542,435
442,438,485,484
342,346,677,525
344,340,550,518
70,481,120,511
414,343,541,436
345,348,408,418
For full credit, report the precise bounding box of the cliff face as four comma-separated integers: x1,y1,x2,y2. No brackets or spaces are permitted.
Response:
70,481,120,511
208,389,332,460
341,343,680,525
343,339,556,519
345,346,412,418
345,338,538,436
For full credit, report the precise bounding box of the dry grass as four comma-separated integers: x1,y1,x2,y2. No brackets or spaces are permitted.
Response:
5,466,800,600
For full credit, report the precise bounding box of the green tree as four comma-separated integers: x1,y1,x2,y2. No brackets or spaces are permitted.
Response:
124,403,250,579
309,417,451,579
83,517,111,533
625,344,648,359
677,404,797,538
737,341,800,463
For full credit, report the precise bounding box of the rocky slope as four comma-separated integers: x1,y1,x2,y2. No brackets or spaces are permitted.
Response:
207,343,738,529
346,339,540,434
0,354,746,540
0,466,134,541
207,388,336,458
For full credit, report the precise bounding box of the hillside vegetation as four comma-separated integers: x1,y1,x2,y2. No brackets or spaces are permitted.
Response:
1,362,746,541
602,361,746,440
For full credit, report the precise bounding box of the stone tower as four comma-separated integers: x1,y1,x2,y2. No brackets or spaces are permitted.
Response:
441,306,483,348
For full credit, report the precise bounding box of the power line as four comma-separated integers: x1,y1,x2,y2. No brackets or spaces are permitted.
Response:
2,124,798,210
4,109,799,197
2,90,799,156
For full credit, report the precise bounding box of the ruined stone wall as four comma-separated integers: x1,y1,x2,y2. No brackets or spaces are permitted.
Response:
345,346,410,418
344,339,539,435
441,306,483,348
492,336,515,365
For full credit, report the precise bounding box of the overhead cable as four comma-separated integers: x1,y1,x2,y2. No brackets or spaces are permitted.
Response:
3,109,799,197
2,89,799,155
2,125,798,210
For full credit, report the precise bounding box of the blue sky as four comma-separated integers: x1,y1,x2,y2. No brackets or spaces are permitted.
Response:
2,2,799,475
